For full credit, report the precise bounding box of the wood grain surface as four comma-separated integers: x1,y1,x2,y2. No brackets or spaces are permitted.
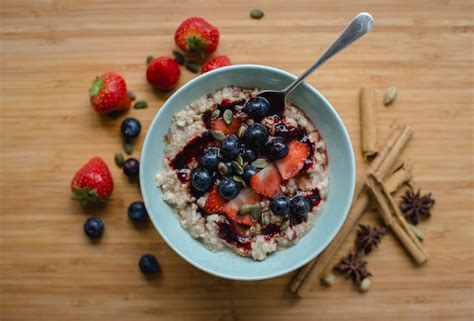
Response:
1,1,473,320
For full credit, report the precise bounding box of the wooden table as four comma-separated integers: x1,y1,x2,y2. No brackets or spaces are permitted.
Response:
1,1,473,320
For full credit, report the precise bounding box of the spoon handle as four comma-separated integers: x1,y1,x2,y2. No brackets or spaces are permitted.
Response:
284,12,374,95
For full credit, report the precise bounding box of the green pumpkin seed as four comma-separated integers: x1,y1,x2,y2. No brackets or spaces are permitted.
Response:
261,211,270,227
185,60,200,73
238,204,253,216
216,148,224,159
218,162,228,176
252,158,268,169
146,55,154,65
237,125,248,139
122,139,133,155
223,109,233,125
233,175,246,188
280,218,290,231
115,152,125,167
409,224,424,241
127,91,136,101
232,161,244,175
236,154,244,166
212,131,225,141
250,205,261,222
250,9,264,19
383,87,397,106
133,100,148,109
172,50,185,65
211,109,220,120
359,278,371,292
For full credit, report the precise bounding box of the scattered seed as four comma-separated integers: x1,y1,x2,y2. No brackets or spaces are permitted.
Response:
238,204,253,216
233,175,246,188
185,60,200,73
261,211,270,227
146,55,154,65
359,277,371,292
122,139,133,155
409,224,425,241
107,111,121,119
237,125,248,139
252,158,268,169
127,91,136,101
232,161,244,175
280,218,290,231
218,162,228,176
250,205,261,222
383,87,397,106
133,100,148,109
172,50,185,65
211,109,220,120
216,148,224,159
115,152,125,167
236,154,244,167
250,9,264,19
223,109,233,125
212,131,225,141
321,273,336,287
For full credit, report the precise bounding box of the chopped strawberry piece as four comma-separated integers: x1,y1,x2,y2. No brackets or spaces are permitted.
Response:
211,118,242,136
222,189,260,226
250,163,282,198
204,184,226,213
275,141,310,180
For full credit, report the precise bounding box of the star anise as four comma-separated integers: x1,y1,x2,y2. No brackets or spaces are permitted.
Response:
334,252,372,285
400,188,435,225
355,224,387,255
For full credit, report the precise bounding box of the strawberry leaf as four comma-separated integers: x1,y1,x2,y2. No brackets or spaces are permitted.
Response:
72,185,105,206
89,77,104,97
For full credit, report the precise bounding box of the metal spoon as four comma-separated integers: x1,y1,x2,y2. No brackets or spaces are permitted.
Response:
258,12,374,112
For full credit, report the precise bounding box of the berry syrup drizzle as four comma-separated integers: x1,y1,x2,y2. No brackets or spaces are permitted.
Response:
216,219,252,251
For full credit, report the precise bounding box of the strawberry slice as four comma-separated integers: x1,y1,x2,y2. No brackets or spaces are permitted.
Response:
250,163,282,198
275,141,310,180
204,184,226,213
211,118,242,136
222,189,260,226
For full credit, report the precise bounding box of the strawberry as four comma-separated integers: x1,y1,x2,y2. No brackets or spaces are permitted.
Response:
210,118,242,136
89,72,131,114
250,163,282,198
174,17,219,55
201,55,231,74
71,157,114,206
204,184,226,213
146,57,181,90
222,189,260,226
275,141,310,180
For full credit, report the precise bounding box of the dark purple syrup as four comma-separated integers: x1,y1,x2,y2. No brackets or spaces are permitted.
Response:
306,188,321,208
261,224,280,240
216,220,251,251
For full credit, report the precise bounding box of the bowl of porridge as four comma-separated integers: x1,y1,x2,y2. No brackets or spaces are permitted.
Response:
140,64,355,280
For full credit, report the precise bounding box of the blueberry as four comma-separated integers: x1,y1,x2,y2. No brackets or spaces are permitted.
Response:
244,123,269,147
121,117,142,139
123,158,140,177
83,217,104,238
266,137,289,160
270,196,291,216
221,134,241,159
242,165,258,185
200,148,219,171
190,167,213,192
244,97,270,121
240,145,258,163
290,195,310,218
128,201,148,222
218,177,241,200
139,254,160,275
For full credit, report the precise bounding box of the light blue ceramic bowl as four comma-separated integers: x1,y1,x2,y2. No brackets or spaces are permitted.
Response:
140,65,355,281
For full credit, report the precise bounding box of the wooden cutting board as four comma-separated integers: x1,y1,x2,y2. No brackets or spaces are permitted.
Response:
1,1,472,320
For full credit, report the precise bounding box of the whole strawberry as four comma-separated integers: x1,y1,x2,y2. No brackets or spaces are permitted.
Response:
201,55,231,74
89,72,131,114
146,57,181,90
174,17,219,55
71,157,114,206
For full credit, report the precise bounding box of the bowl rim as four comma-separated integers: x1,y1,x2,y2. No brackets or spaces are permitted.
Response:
140,64,356,280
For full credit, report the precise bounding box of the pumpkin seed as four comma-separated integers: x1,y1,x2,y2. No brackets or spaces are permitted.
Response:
122,139,133,155
359,278,371,292
211,109,220,120
115,152,125,167
261,211,270,227
238,204,253,216
218,162,228,176
146,55,154,65
252,158,268,169
172,50,185,65
236,154,244,166
250,9,264,19
216,148,224,159
232,161,244,175
383,87,397,106
185,60,200,73
127,91,136,101
409,224,424,241
223,109,233,125
212,131,225,141
250,205,261,222
233,175,246,188
321,273,336,287
280,218,290,231
237,124,248,139
133,100,148,109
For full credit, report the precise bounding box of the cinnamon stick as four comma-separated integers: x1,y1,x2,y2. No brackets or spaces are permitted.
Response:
385,162,413,193
289,125,412,297
360,88,378,160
